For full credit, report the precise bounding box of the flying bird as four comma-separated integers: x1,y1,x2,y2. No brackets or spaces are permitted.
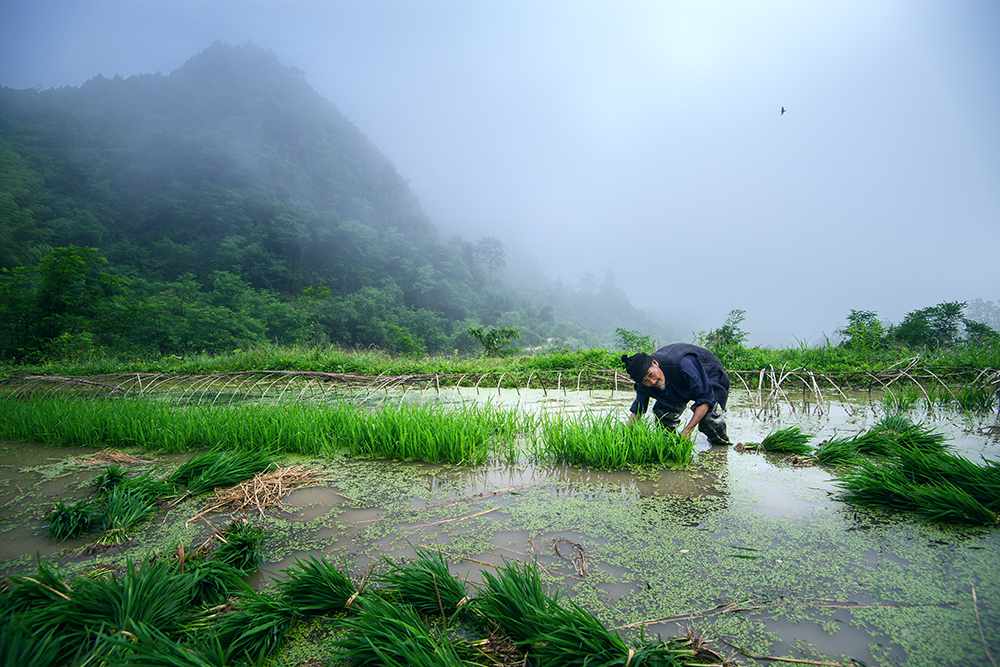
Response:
781,107,786,115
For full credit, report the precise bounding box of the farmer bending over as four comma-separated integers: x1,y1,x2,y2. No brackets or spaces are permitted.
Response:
622,343,731,446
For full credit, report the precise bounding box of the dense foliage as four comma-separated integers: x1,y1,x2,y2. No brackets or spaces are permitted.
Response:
0,42,661,362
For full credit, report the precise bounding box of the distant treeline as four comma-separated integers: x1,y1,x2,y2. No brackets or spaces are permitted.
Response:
0,43,663,361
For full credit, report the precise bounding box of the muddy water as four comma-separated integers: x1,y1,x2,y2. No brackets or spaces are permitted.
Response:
1,389,998,666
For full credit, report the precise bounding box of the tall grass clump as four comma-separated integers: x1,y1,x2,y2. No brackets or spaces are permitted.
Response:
761,426,813,455
536,413,694,469
275,554,360,615
378,546,469,618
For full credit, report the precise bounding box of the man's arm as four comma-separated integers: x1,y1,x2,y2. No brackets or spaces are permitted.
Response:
680,402,710,438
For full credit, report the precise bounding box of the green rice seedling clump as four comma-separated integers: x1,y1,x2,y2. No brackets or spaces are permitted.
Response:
476,559,561,642
99,485,159,543
813,437,860,466
0,623,61,667
167,450,274,495
186,560,246,607
761,426,813,455
538,413,694,469
213,519,267,573
276,554,360,615
378,546,469,618
90,465,127,494
530,599,700,667
214,591,298,665
44,498,100,540
102,621,232,667
333,595,466,667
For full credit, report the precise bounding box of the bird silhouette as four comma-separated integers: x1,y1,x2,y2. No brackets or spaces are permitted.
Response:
781,107,786,115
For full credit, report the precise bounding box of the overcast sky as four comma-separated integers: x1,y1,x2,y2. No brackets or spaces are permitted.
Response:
2,0,998,345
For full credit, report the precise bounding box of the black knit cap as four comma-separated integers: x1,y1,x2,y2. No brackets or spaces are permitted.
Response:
621,353,653,384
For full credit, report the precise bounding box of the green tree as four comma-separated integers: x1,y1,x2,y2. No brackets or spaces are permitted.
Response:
837,309,886,355
700,309,749,351
473,237,505,284
614,327,653,353
467,325,520,356
893,301,966,350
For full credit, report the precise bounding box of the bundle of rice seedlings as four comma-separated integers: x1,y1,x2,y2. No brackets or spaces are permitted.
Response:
275,554,360,615
213,519,267,573
835,463,919,513
90,465,127,495
476,559,560,642
378,547,469,618
45,498,100,540
102,621,231,667
118,472,176,500
187,560,246,607
852,415,948,457
530,601,699,667
168,450,274,495
0,623,61,667
214,591,297,665
99,485,159,543
813,437,860,466
333,595,465,667
908,481,998,525
63,557,197,637
761,426,813,455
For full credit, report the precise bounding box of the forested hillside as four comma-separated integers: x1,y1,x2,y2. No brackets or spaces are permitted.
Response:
0,42,664,361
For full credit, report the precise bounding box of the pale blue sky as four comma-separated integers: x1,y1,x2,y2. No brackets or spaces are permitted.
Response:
2,0,998,344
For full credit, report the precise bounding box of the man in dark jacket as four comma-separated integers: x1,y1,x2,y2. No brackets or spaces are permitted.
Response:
621,343,731,445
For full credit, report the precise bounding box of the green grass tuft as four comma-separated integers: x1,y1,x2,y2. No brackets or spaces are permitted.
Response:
761,426,813,454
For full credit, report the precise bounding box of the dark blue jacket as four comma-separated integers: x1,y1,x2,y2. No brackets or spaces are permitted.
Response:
630,343,730,415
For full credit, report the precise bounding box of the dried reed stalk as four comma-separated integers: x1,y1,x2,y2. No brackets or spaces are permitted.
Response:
187,465,329,523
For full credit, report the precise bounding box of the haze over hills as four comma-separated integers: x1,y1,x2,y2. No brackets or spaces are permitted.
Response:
0,42,669,357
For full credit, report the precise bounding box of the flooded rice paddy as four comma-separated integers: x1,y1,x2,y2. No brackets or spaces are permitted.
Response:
1,387,998,666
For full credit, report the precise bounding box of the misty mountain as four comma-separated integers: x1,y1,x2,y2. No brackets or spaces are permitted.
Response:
0,42,664,354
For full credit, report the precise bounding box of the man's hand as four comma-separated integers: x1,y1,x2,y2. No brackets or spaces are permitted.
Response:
681,403,710,438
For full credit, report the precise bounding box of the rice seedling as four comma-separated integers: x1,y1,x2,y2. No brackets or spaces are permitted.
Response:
530,600,699,667
186,560,246,607
44,498,100,540
101,621,232,667
214,591,297,665
812,437,860,466
0,623,61,667
761,426,813,455
333,595,465,667
954,385,997,412
275,554,360,615
835,463,920,514
378,546,469,618
90,465,127,495
907,481,998,525
99,485,159,543
537,413,694,469
851,415,948,457
212,519,267,573
476,559,561,642
167,450,275,495
62,557,198,637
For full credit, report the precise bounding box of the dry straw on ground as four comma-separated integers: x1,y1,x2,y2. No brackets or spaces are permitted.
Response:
187,465,330,523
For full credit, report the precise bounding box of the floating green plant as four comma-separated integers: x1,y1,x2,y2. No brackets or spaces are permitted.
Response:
378,546,469,618
761,426,813,454
536,413,694,469
275,554,360,615
333,595,466,667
